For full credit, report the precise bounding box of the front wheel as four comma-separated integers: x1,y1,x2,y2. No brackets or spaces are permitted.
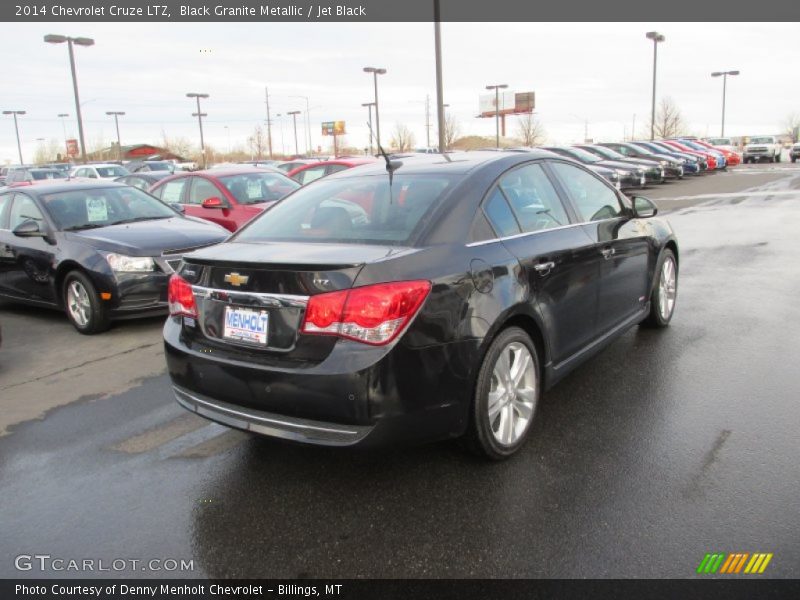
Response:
465,327,540,460
63,270,110,334
643,249,678,328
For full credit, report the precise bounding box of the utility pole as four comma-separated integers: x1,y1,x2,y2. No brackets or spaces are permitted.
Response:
3,110,26,164
265,87,273,159
186,92,209,168
288,110,301,156
106,111,125,160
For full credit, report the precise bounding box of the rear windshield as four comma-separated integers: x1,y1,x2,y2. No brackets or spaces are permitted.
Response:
234,174,454,246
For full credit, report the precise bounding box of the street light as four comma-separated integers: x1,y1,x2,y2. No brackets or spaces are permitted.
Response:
486,84,508,148
106,111,125,160
363,67,387,150
287,110,302,157
361,102,376,155
711,70,740,137
645,31,666,141
289,95,312,155
44,34,94,164
3,110,26,164
186,93,209,168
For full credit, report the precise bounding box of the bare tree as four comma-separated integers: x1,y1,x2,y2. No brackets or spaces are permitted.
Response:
648,97,688,139
390,123,416,152
160,130,195,159
516,113,546,147
33,138,63,164
782,112,800,141
248,125,267,159
439,113,461,150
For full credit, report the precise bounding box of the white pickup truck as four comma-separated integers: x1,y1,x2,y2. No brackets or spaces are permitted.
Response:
743,136,782,163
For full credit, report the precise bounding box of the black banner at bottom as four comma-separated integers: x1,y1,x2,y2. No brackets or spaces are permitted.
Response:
3,579,800,600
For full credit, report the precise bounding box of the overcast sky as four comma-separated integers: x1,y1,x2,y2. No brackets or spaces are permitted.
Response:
1,22,798,162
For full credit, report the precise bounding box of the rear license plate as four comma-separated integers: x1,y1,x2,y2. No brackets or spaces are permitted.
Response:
223,306,269,345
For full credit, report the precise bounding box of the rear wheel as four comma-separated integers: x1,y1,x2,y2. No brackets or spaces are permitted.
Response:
465,327,540,460
63,270,110,334
643,249,678,328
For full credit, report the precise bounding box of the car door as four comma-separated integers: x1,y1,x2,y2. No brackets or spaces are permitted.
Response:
187,176,237,231
2,192,59,305
482,161,603,365
549,161,650,335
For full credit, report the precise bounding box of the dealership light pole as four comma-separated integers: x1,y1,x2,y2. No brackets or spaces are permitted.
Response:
106,111,125,160
186,92,209,168
434,0,446,153
361,102,375,155
645,31,665,141
486,84,508,148
3,110,26,164
711,70,739,137
289,95,312,155
288,110,301,157
363,67,386,150
44,34,94,164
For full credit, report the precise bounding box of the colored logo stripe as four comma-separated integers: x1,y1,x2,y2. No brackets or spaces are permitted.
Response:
697,552,773,574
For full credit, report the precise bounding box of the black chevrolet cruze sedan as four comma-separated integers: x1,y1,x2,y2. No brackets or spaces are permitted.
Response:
0,181,229,333
165,151,679,459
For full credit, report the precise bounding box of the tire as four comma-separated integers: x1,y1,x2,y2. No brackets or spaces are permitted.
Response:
465,327,540,460
642,249,678,328
63,270,110,334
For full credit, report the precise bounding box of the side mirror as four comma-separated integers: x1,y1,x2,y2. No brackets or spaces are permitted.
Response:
169,203,185,214
632,196,658,218
201,196,226,209
13,219,46,237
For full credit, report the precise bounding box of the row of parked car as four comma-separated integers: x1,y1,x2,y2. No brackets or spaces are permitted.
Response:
0,134,762,339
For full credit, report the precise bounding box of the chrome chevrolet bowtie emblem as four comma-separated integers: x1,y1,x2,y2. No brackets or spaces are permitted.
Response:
224,272,249,287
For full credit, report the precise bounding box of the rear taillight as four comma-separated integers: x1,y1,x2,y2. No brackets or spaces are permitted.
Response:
301,280,431,346
168,274,197,318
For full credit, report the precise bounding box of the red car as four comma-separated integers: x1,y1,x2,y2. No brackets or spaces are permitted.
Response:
148,167,299,232
287,158,377,185
692,139,741,166
661,140,719,169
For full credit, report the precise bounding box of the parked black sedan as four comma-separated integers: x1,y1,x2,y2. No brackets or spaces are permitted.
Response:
164,151,678,459
541,146,647,190
0,181,229,333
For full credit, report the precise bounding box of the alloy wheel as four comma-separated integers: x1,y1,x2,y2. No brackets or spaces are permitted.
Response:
487,342,536,446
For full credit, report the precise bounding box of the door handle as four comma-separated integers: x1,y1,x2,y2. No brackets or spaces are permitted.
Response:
533,261,555,274
601,246,616,259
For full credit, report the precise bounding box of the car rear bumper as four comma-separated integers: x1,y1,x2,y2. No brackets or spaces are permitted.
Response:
173,384,374,445
163,317,477,446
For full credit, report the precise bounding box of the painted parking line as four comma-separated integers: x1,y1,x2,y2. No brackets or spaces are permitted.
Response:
655,190,800,201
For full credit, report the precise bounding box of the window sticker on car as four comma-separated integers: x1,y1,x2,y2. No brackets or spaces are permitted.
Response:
246,180,262,198
86,197,109,222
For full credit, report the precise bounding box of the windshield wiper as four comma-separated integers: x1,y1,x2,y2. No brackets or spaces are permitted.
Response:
110,215,172,225
63,223,106,231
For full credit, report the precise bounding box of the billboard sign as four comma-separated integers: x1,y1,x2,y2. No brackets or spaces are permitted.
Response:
321,121,346,136
479,91,535,117
66,139,79,157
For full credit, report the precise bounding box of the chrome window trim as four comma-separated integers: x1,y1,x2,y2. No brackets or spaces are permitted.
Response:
465,217,621,248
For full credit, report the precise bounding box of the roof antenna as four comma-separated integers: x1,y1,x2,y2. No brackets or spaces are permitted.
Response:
367,121,402,191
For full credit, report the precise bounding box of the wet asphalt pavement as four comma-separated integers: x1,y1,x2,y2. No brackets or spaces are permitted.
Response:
1,163,799,579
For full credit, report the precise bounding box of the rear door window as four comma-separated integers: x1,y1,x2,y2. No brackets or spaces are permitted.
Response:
550,162,623,222
497,163,570,232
